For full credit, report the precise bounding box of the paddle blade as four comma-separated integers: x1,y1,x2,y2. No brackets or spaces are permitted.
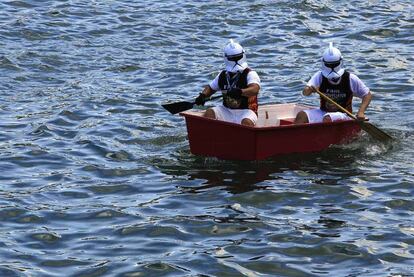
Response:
359,121,393,142
162,101,194,114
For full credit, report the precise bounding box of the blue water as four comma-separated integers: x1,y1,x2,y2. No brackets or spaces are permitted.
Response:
0,1,413,276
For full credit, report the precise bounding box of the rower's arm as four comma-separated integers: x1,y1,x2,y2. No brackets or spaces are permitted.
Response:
357,91,372,119
241,83,260,97
200,85,215,98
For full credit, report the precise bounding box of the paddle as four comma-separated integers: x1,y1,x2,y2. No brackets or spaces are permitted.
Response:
162,95,223,115
314,88,393,142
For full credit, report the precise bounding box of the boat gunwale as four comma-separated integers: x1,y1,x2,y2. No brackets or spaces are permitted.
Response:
179,110,359,131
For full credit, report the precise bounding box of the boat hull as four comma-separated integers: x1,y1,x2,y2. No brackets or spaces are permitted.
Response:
180,103,361,160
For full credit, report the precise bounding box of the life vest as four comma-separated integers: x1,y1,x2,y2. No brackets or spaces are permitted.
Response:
217,68,258,114
319,71,353,112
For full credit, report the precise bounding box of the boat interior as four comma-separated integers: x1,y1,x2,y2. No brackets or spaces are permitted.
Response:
181,103,314,128
257,103,313,127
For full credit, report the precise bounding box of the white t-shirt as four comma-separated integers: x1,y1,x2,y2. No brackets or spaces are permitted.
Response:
209,70,261,91
307,71,370,98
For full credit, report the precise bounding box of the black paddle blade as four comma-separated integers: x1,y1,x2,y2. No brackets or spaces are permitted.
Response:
162,101,195,114
359,121,394,142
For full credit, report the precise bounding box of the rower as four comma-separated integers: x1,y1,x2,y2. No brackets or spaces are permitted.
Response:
294,42,372,124
194,39,261,127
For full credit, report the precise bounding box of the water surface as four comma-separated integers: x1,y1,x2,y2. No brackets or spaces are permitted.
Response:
0,1,413,276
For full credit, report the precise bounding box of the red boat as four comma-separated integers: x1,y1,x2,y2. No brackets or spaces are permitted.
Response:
180,103,361,160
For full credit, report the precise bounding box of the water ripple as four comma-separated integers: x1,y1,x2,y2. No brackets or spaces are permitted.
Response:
0,0,413,276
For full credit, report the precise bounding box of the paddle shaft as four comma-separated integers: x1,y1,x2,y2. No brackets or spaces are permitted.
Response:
314,88,393,142
201,94,223,104
162,94,223,114
314,88,358,119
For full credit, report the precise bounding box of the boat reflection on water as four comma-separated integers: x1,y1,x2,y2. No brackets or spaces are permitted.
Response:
151,143,397,241
155,144,367,195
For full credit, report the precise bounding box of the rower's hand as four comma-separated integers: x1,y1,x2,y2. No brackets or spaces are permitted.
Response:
356,111,369,121
303,86,316,96
227,87,242,98
195,93,207,106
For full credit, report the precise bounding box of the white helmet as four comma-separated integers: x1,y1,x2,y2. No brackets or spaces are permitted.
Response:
321,42,344,84
223,39,248,73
